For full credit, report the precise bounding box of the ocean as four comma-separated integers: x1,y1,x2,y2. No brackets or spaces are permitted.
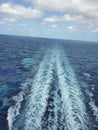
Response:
0,34,98,130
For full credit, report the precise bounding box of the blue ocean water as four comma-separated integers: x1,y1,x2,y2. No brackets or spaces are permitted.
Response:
0,35,98,130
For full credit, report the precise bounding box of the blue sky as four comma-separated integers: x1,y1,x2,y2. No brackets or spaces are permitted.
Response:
0,0,98,42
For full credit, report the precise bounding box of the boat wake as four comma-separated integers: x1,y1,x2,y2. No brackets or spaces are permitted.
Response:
7,46,97,130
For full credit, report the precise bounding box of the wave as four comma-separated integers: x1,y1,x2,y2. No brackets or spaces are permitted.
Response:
10,50,55,130
7,50,46,130
86,86,98,125
7,92,24,130
7,46,96,130
55,49,90,130
41,67,66,130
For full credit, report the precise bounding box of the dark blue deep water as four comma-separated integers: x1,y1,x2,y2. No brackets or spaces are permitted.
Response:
0,35,98,130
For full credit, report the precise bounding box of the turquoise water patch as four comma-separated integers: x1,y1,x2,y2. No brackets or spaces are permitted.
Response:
0,85,9,97
22,58,34,69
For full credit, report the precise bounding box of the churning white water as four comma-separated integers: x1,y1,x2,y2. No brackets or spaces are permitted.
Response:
7,46,97,130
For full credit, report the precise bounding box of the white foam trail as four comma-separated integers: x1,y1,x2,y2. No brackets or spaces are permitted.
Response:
12,50,55,130
86,88,98,122
23,50,55,130
52,83,66,130
7,75,35,130
41,68,66,130
83,82,98,123
55,49,89,130
7,92,24,130
7,51,45,130
89,99,98,121
7,46,94,130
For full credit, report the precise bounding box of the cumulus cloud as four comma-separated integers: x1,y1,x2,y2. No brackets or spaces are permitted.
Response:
25,0,98,30
43,16,59,23
3,17,17,22
26,0,98,17
0,17,17,25
0,3,42,19
92,28,98,32
68,26,76,32
43,14,83,23
50,24,58,28
0,1,98,32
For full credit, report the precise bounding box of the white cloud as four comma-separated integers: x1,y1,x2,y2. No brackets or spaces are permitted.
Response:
0,1,98,33
43,14,83,23
43,16,59,23
68,26,76,32
3,17,17,22
0,17,17,25
0,3,42,19
62,14,83,22
50,24,58,28
25,0,98,30
26,0,98,17
92,28,98,32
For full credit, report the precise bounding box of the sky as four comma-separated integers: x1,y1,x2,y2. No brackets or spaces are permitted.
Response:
0,0,98,42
